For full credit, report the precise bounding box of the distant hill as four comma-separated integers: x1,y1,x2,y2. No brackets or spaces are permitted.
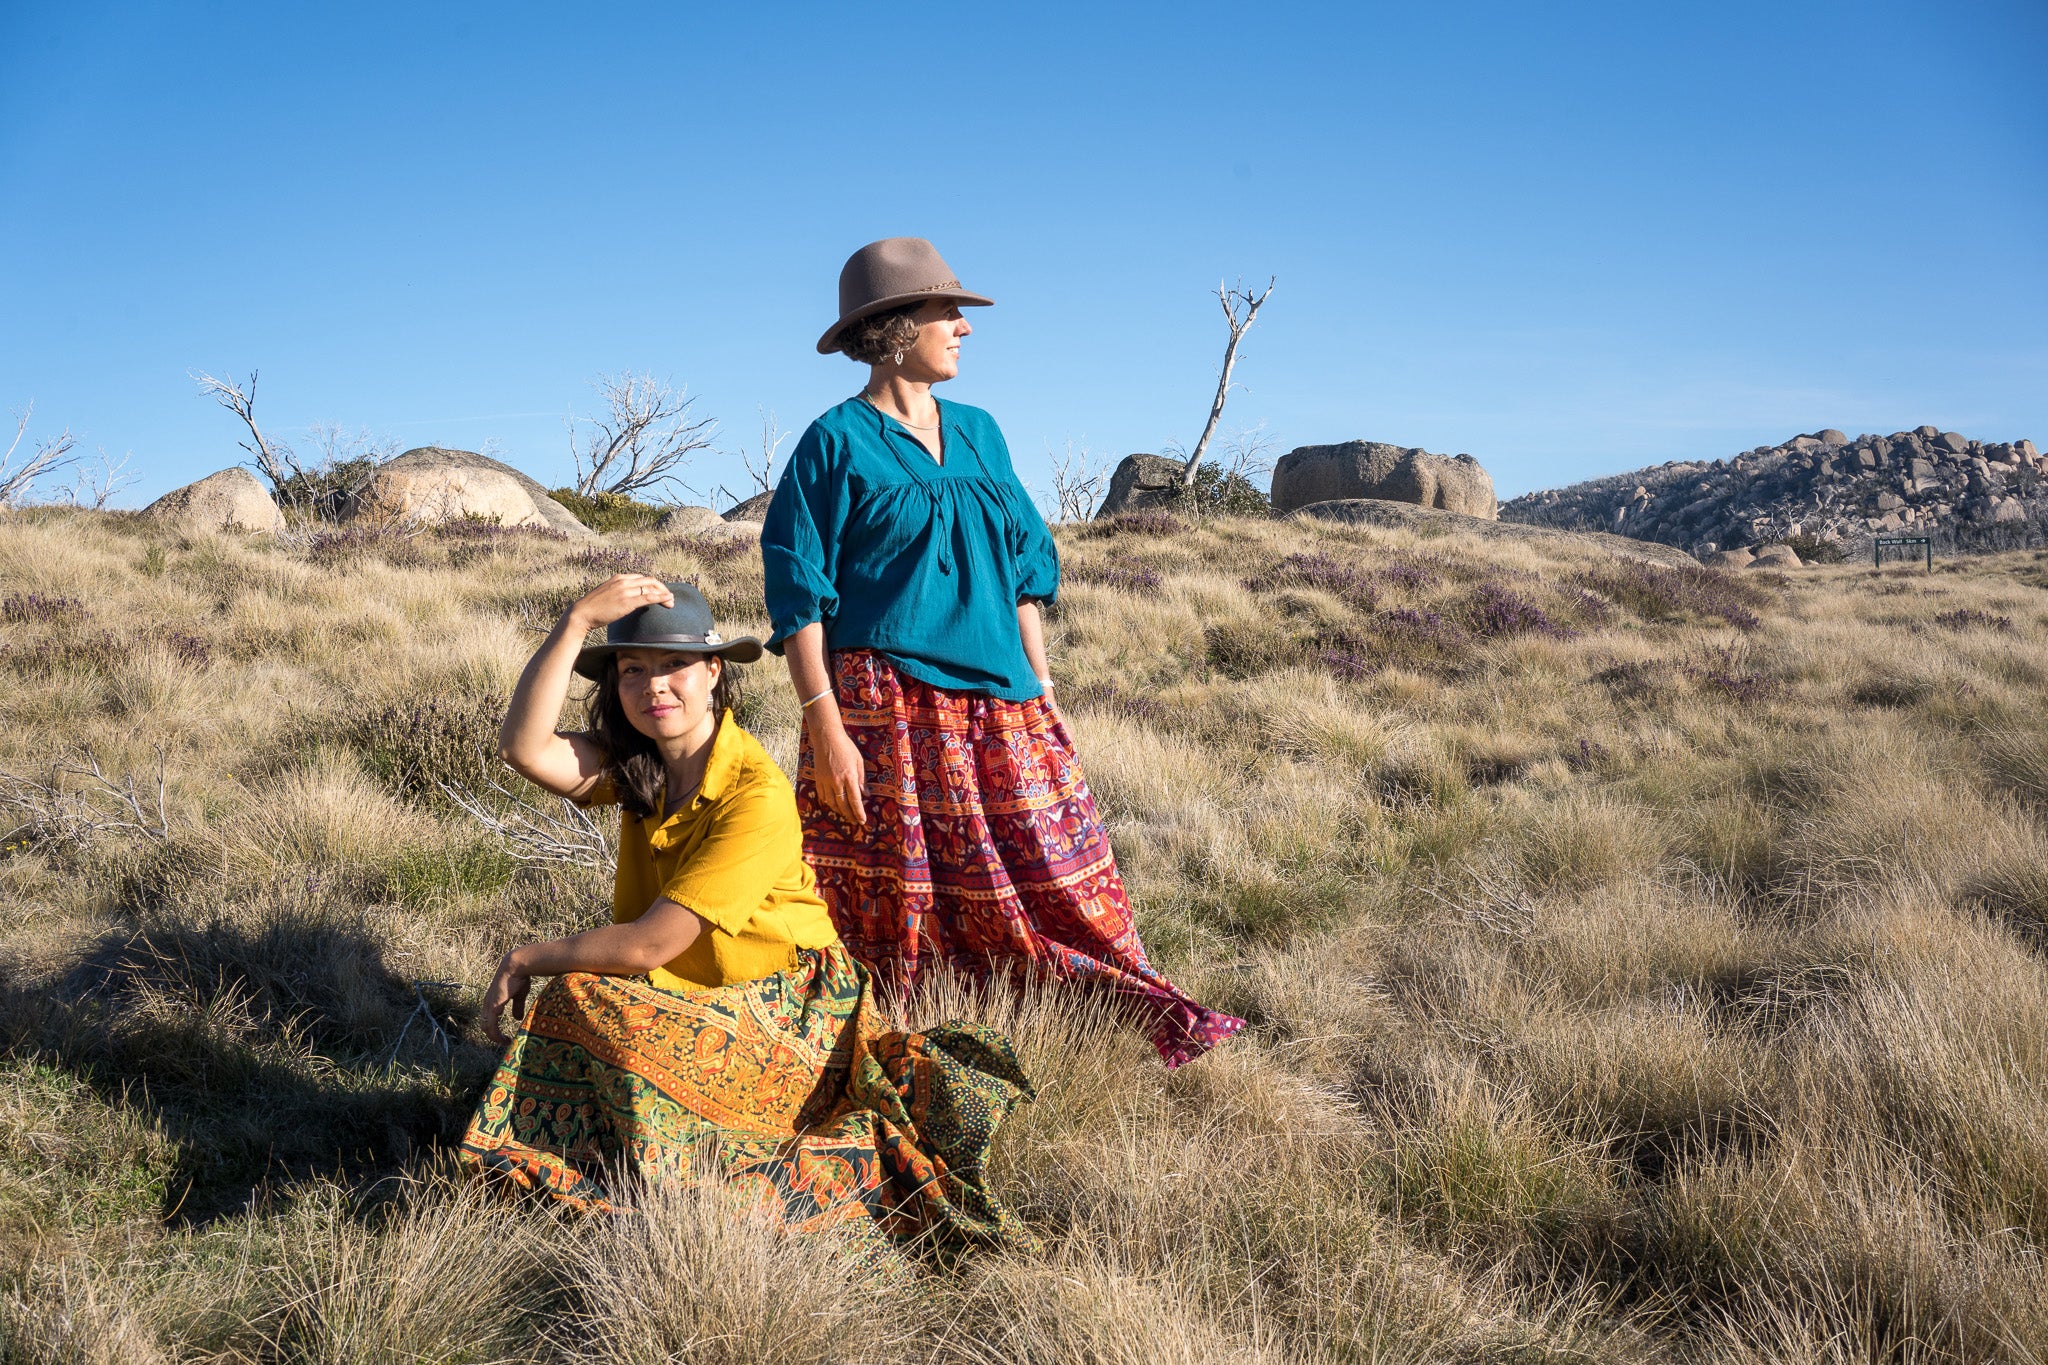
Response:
1503,427,2045,557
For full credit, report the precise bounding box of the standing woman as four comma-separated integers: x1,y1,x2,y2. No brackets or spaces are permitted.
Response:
761,238,1243,1067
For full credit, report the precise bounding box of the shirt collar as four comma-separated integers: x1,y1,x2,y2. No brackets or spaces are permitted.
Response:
694,708,743,807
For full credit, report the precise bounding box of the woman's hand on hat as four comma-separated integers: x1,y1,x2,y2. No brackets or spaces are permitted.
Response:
568,574,674,631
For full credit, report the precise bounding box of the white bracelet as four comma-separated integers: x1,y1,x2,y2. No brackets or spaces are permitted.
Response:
799,687,833,709
1036,677,1055,689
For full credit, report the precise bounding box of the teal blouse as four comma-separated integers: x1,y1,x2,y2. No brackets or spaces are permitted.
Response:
760,396,1060,700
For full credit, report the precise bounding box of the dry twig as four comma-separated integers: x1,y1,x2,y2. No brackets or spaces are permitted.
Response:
0,747,172,853
436,772,613,871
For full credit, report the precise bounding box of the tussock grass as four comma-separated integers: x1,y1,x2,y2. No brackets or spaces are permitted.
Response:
5,505,2048,1360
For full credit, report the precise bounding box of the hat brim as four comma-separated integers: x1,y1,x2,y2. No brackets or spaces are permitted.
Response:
816,288,995,355
573,636,766,679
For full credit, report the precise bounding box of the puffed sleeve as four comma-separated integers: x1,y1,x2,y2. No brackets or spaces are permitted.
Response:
657,782,793,937
985,419,1060,605
760,421,849,653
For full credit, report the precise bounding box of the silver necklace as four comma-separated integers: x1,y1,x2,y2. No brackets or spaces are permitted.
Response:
861,392,939,430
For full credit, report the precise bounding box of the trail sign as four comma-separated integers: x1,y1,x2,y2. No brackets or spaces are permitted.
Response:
1874,535,1933,571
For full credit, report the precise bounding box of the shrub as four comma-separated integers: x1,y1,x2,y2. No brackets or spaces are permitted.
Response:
306,526,429,569
158,631,212,669
1574,560,1764,631
1318,648,1378,681
1089,509,1187,538
1700,669,1781,704
1244,552,1377,611
0,630,128,675
1204,620,1310,679
1593,657,1667,703
549,487,669,534
1382,560,1443,592
569,545,654,578
1183,461,1272,517
672,531,754,566
1462,582,1576,640
343,694,508,805
432,518,568,544
0,593,86,624
1931,607,2016,634
274,457,382,520
1783,532,1847,564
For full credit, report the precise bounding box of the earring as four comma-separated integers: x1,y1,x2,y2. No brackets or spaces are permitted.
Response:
891,349,905,365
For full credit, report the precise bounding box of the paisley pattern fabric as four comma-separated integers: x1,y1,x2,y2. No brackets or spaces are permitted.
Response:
797,649,1245,1069
457,944,1034,1255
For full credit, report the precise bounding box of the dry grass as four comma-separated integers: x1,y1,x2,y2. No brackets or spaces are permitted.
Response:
4,505,2048,1362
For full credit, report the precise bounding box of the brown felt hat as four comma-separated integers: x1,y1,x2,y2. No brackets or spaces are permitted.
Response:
816,237,993,355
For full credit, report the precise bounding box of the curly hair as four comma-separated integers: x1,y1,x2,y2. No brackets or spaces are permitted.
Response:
838,303,924,365
584,655,742,818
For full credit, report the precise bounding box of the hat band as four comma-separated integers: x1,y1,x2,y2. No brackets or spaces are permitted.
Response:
621,631,727,647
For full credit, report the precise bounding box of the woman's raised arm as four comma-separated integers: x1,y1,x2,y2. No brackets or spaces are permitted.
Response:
499,574,673,800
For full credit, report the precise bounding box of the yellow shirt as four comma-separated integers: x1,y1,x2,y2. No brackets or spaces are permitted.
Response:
592,712,839,992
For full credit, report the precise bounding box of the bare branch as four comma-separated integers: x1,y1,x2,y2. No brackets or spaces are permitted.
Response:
437,772,614,871
744,406,790,497
569,372,720,502
193,370,294,493
61,448,140,510
0,402,82,508
1180,276,1275,488
0,747,172,854
1041,437,1113,523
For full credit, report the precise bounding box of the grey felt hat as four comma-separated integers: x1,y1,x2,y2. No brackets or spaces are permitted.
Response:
573,581,763,678
816,237,994,355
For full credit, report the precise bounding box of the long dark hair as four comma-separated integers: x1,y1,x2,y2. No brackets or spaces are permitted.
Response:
586,654,741,818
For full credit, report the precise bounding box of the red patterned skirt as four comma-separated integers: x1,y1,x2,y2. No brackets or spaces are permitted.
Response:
797,649,1244,1068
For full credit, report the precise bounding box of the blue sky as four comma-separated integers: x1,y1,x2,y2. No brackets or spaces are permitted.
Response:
3,1,2043,508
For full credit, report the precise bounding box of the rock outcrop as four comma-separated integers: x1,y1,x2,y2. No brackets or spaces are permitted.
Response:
1096,454,1190,519
656,505,725,535
1502,428,2045,558
350,463,552,531
721,491,774,522
142,468,284,534
1291,499,1697,569
359,448,596,539
1272,442,1497,519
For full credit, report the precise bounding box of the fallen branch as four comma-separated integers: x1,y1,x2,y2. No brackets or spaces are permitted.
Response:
0,747,171,854
436,772,613,871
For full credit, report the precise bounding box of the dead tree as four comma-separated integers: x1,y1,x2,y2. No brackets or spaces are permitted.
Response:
0,403,80,508
570,373,720,502
1046,438,1112,523
742,406,791,497
193,371,293,492
1179,277,1275,488
63,448,139,510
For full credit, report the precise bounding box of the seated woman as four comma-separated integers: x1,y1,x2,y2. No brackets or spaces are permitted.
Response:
457,573,1032,1252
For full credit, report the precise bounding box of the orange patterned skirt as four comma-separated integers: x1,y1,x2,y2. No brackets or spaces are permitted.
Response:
457,944,1033,1255
797,649,1245,1068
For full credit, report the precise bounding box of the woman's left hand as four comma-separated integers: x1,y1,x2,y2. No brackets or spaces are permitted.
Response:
482,951,532,1047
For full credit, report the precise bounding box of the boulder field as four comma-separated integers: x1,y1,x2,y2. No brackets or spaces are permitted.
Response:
1503,427,2044,558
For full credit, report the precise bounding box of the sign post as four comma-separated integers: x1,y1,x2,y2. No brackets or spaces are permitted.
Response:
1873,535,1933,571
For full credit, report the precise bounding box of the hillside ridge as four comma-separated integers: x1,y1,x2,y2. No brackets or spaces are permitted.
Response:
1503,426,2045,557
